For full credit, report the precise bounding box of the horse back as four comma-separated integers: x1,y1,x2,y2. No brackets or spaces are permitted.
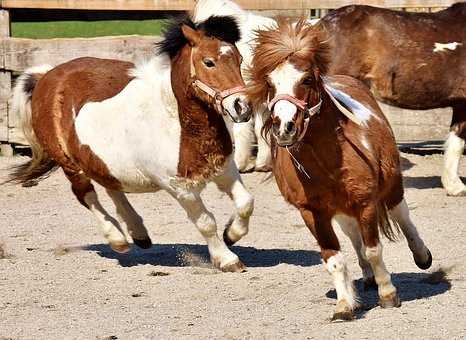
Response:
31,57,135,189
321,4,466,108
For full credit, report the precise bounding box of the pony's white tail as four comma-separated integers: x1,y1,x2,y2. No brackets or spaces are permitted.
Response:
5,65,57,185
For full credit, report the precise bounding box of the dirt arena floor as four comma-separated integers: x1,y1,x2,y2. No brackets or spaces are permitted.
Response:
0,150,465,339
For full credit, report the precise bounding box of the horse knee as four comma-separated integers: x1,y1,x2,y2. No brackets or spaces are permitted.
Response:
237,193,254,218
69,174,95,209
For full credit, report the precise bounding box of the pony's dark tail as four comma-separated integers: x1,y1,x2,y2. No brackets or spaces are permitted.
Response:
378,203,401,242
3,65,58,186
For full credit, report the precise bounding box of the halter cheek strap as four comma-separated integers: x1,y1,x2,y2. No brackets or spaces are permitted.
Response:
189,46,246,115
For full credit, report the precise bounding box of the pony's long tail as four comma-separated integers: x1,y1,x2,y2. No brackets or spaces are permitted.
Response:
4,65,58,186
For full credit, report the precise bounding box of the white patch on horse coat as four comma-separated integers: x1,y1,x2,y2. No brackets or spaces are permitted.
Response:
323,82,373,125
75,55,182,192
325,252,358,309
441,131,466,195
433,42,462,53
361,134,371,152
220,45,233,56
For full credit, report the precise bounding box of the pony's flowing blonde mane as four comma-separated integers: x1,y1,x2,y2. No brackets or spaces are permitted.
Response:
247,18,331,108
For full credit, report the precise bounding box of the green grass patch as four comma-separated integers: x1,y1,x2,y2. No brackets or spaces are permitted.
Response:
11,19,165,39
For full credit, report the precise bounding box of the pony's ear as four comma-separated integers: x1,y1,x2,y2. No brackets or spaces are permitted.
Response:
181,24,201,46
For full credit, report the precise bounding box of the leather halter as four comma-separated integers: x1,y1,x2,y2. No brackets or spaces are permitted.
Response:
189,47,246,115
268,93,323,142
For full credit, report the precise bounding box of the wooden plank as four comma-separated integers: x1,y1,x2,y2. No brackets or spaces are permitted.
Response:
0,0,459,10
0,9,10,142
1,35,161,72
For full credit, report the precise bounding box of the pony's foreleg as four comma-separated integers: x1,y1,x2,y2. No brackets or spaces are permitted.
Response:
214,159,254,246
301,209,357,321
360,204,400,309
389,198,432,270
254,110,272,172
106,189,152,249
331,214,375,290
233,119,255,172
65,171,130,253
441,104,466,196
171,188,245,272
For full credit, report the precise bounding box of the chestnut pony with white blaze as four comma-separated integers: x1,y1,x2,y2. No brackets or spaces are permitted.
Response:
6,14,254,272
248,19,433,320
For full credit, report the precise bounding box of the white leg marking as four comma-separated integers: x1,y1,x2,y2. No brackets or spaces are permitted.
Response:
214,159,254,243
84,191,128,246
254,111,272,170
106,189,150,241
173,189,240,269
332,214,373,281
441,132,466,196
325,252,358,309
233,120,255,172
365,244,397,298
389,199,430,265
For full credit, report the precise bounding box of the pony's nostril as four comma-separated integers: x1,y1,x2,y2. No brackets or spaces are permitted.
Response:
285,121,295,133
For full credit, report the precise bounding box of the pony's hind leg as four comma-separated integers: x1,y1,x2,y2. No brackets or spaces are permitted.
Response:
233,119,255,172
254,111,272,172
106,189,152,249
441,103,466,196
331,214,376,290
214,158,254,246
65,170,130,253
359,204,400,308
301,209,358,321
389,198,432,270
170,188,245,272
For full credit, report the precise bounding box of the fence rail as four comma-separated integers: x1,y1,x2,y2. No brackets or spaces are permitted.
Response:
0,0,459,10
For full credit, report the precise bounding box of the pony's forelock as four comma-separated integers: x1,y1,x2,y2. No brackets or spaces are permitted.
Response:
247,18,331,108
155,14,241,58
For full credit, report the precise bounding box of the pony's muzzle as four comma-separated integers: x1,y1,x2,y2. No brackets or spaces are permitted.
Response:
223,94,252,123
271,100,298,146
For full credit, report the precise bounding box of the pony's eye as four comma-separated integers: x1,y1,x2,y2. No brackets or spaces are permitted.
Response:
203,58,216,68
302,77,314,86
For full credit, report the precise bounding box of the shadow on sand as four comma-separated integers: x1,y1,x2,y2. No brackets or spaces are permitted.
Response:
84,243,322,268
326,271,451,319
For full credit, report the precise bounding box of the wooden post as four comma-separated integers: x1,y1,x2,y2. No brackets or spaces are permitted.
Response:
0,8,12,149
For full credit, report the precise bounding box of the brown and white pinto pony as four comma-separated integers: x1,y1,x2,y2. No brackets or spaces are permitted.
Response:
248,19,432,320
6,14,254,272
320,3,466,196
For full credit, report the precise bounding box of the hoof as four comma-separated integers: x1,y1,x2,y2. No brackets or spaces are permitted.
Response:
221,260,246,273
110,241,130,254
363,277,377,291
223,228,236,247
379,292,401,308
133,237,153,249
414,248,432,270
332,300,355,322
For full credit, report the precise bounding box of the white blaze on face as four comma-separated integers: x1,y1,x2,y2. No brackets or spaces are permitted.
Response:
268,61,305,134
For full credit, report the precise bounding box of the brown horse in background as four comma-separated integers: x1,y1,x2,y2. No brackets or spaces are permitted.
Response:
320,3,466,196
248,18,432,321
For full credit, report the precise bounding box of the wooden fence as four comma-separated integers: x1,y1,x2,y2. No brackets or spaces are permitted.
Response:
0,0,459,154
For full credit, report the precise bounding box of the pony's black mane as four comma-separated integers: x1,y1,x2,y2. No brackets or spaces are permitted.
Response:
156,14,241,58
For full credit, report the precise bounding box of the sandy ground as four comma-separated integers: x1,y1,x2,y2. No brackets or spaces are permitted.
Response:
0,150,465,340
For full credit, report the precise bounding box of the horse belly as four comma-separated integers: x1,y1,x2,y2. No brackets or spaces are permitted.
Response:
74,99,181,193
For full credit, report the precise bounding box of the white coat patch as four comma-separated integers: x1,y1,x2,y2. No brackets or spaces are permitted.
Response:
220,45,233,56
433,42,462,53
